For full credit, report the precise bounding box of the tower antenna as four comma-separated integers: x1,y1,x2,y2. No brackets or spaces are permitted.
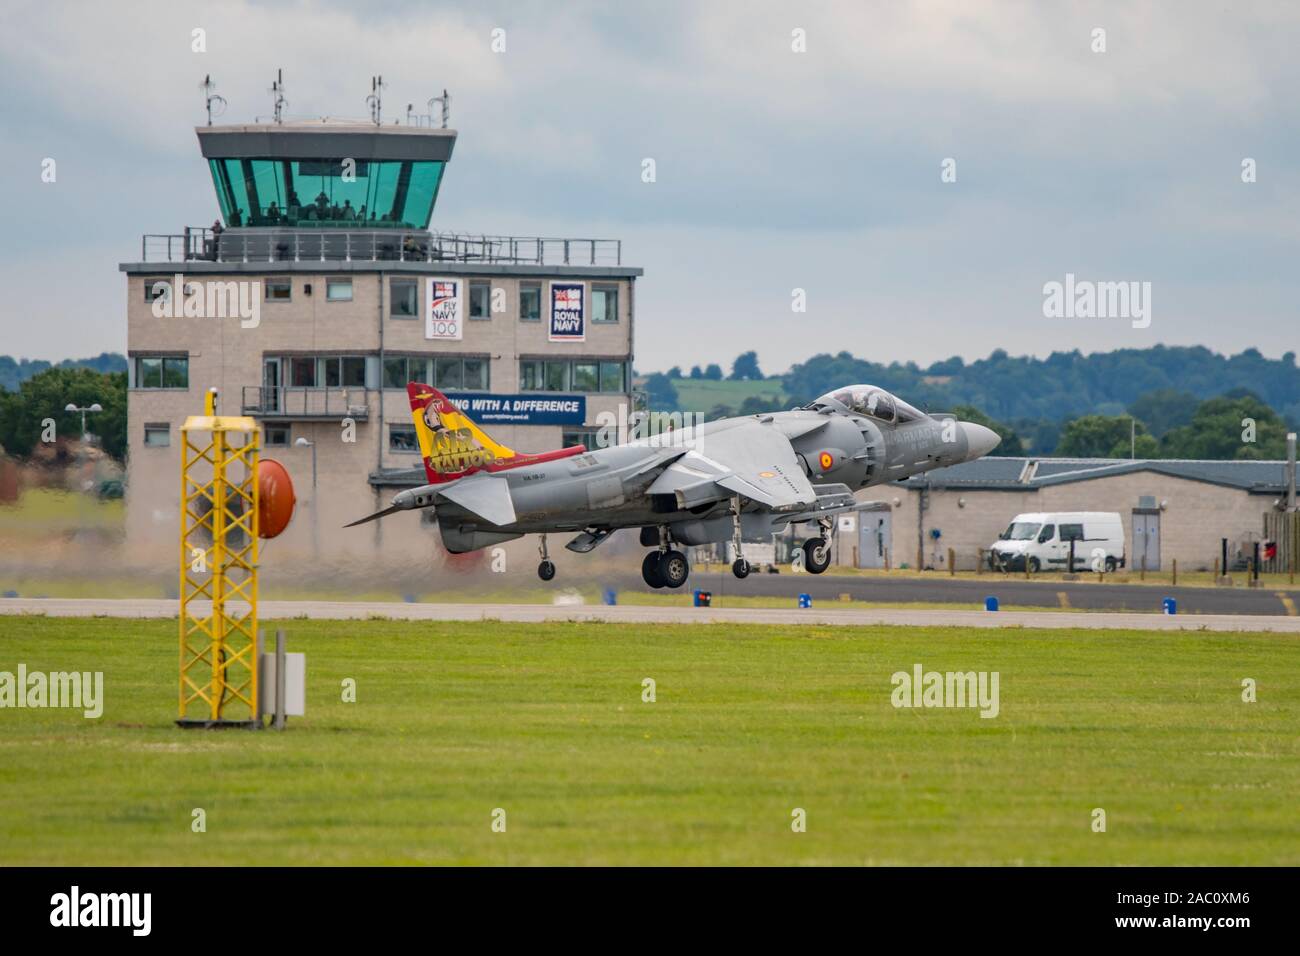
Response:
366,75,387,126
429,89,451,128
200,74,227,126
269,68,288,124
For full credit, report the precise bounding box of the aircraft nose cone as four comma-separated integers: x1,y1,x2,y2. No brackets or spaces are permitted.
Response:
961,422,1000,461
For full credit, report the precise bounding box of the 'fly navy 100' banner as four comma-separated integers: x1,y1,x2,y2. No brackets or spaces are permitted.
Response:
442,392,587,426
426,277,463,340
548,282,586,342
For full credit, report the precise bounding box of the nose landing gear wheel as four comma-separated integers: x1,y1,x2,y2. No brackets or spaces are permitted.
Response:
642,551,666,588
660,550,689,589
802,539,832,574
538,560,556,581
732,558,751,579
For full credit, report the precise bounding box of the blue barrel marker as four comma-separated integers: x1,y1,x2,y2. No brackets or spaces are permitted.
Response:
1163,597,1177,615
798,593,812,608
694,590,712,607
602,587,617,606
985,596,999,611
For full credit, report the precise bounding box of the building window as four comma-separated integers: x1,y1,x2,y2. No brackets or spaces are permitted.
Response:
389,424,419,453
143,278,170,303
572,362,599,392
469,281,491,319
462,357,488,390
592,285,619,323
600,361,626,393
264,424,290,447
562,428,602,452
384,356,424,388
135,355,189,389
519,283,541,321
289,357,316,387
435,357,463,389
545,361,569,392
143,423,170,447
316,356,366,388
519,359,626,393
326,278,353,302
520,360,544,391
383,357,404,388
387,355,489,391
390,278,418,317
265,278,292,301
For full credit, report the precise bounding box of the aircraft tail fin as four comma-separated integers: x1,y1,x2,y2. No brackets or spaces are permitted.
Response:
407,383,519,485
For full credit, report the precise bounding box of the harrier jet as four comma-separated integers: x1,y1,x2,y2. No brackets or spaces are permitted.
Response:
348,383,1000,588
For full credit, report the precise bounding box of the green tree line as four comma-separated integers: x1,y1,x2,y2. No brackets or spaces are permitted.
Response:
0,367,127,460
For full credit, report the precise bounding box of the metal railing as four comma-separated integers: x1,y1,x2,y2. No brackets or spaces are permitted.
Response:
242,385,369,420
143,228,622,266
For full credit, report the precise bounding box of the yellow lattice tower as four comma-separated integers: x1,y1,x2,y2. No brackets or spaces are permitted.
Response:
178,388,261,727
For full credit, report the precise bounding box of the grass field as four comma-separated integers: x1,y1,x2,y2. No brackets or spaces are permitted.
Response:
666,377,787,414
1,616,1297,865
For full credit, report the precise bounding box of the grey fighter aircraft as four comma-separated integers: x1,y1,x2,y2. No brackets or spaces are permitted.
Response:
346,382,1000,588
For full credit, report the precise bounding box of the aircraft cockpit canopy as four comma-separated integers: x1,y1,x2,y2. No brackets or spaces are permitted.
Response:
807,385,927,424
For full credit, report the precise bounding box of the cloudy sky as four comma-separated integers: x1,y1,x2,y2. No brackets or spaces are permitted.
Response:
1,0,1296,373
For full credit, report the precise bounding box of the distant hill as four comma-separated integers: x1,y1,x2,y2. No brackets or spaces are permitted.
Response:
644,346,1300,455
780,346,1300,428
0,353,127,392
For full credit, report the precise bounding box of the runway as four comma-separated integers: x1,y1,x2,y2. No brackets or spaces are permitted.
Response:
602,570,1299,616
3,597,1299,632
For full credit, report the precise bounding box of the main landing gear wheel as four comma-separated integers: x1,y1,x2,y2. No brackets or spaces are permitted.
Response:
732,558,751,579
803,538,832,574
660,550,689,589
642,551,666,589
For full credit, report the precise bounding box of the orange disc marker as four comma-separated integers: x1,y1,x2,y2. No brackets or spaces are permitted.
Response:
257,459,296,539
819,451,834,471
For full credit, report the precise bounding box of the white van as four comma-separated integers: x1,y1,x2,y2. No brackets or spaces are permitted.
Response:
988,512,1126,573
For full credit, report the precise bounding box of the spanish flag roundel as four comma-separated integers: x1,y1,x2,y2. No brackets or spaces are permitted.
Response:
818,451,834,471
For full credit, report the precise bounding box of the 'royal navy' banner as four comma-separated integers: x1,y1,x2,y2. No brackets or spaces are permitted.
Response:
426,278,463,340
441,392,587,426
548,282,586,342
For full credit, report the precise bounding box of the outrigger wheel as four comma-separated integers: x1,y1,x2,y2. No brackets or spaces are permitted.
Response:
537,534,555,581
732,558,750,579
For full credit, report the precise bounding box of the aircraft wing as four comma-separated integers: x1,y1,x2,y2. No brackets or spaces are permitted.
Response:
646,418,817,510
436,475,517,526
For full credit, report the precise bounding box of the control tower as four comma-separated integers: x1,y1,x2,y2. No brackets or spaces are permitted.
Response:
196,120,456,260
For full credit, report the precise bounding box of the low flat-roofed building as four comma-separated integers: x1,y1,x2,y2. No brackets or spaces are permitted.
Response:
849,457,1296,572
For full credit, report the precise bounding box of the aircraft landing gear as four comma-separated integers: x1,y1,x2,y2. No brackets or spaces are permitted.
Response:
729,494,750,579
642,551,665,588
642,524,689,589
660,550,689,589
537,534,556,581
803,519,833,574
